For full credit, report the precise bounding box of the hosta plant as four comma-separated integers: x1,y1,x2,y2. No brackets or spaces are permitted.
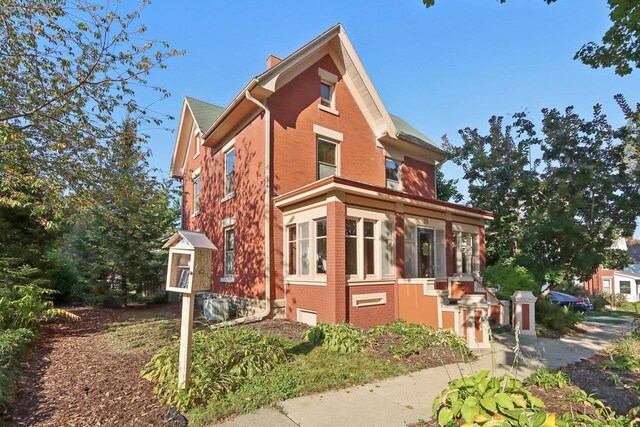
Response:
432,370,559,427
305,323,372,354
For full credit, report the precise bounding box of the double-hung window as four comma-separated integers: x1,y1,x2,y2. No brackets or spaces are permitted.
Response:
317,138,337,179
385,159,401,190
193,175,201,215
345,217,394,279
224,148,235,196
223,227,234,278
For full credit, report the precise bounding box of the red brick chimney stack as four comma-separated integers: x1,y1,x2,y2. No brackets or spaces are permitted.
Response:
266,54,281,69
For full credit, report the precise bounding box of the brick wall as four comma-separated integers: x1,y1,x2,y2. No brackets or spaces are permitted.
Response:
401,156,436,199
347,284,395,327
181,114,267,300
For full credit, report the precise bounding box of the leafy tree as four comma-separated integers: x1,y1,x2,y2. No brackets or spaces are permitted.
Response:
0,0,182,226
443,114,539,265
71,119,178,304
422,0,640,76
448,99,640,293
436,164,463,203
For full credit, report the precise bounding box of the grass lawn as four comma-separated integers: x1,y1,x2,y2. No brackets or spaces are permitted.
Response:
122,316,470,426
586,308,638,320
186,339,412,426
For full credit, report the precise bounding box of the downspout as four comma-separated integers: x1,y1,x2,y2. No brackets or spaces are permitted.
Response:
216,90,271,326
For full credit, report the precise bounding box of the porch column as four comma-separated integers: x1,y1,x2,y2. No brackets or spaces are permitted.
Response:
327,192,347,323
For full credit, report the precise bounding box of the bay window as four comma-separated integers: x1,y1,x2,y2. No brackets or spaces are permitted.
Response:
285,217,327,279
346,219,358,275
453,230,480,275
316,219,327,274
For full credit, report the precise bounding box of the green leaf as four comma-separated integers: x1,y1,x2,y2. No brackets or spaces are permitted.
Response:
461,403,480,423
437,407,453,426
480,396,498,413
495,392,515,410
531,412,547,427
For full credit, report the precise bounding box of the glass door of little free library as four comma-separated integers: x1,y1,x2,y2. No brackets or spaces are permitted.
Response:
417,227,435,278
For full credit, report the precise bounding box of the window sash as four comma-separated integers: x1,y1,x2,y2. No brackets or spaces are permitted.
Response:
224,228,234,277
299,223,310,275
225,149,235,195
316,219,327,274
287,225,297,275
317,139,337,179
193,176,201,213
382,221,395,277
385,159,400,189
320,81,333,107
620,281,631,294
346,219,358,275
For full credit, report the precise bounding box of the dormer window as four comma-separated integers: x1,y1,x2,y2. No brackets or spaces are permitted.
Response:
385,159,401,190
320,81,334,107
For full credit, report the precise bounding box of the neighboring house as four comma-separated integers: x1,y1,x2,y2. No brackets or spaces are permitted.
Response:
583,239,640,302
168,25,502,345
625,244,640,274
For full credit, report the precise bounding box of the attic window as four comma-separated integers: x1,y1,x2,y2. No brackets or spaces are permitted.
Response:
320,81,334,107
318,68,338,113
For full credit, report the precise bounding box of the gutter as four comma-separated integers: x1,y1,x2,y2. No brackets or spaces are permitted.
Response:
215,90,272,327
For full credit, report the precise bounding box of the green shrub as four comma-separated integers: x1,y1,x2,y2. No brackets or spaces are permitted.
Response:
0,285,79,329
141,327,290,410
369,320,470,358
601,355,640,372
524,368,571,389
483,261,538,300
591,294,608,311
432,370,551,426
305,323,371,354
0,328,37,411
535,300,583,335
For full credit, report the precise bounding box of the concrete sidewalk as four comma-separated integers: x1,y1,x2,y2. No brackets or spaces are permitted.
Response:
217,318,632,427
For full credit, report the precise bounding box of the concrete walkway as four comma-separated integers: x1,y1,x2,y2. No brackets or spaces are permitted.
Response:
217,318,632,427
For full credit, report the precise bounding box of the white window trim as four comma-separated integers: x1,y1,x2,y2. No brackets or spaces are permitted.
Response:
313,124,343,142
283,206,328,284
191,168,202,218
222,226,234,280
345,208,396,282
318,68,338,111
193,130,202,159
403,216,447,280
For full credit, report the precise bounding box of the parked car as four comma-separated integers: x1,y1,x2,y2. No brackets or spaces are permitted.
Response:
548,291,593,312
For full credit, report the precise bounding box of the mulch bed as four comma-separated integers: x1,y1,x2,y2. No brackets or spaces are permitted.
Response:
3,305,181,427
244,318,309,342
564,358,640,415
366,333,471,368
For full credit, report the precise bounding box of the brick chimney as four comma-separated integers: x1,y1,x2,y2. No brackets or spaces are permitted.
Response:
266,54,281,69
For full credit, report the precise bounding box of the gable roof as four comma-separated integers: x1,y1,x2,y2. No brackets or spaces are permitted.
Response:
390,114,445,155
163,229,218,250
185,96,224,133
171,24,447,177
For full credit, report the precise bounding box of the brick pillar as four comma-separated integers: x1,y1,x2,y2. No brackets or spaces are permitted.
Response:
327,196,346,323
445,221,454,277
479,226,486,270
511,291,537,338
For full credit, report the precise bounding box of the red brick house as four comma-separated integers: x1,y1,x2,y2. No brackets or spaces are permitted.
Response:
169,25,502,347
